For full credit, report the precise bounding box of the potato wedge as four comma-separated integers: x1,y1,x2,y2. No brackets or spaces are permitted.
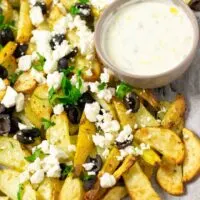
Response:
30,85,52,127
1,0,13,22
37,178,62,200
0,42,17,64
0,169,37,200
135,103,160,128
69,122,79,135
60,0,77,10
157,161,184,195
46,113,71,153
0,197,9,200
2,56,17,75
161,95,186,135
123,162,160,200
14,72,37,94
142,148,161,166
74,113,96,175
182,128,200,182
138,158,154,179
135,128,184,164
16,0,33,43
113,99,137,130
157,101,171,120
102,186,128,200
0,137,29,171
59,176,84,200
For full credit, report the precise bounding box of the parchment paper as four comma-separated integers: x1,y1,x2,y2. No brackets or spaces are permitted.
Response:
152,11,200,200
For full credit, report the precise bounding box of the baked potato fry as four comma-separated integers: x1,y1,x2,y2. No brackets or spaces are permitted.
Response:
102,186,128,200
14,72,37,94
135,128,185,164
2,56,17,75
0,169,37,200
59,176,84,200
157,161,184,195
123,162,161,200
0,137,29,171
1,0,13,22
161,95,186,135
113,99,137,130
182,128,200,182
74,113,96,175
0,196,9,200
142,148,161,166
16,0,33,43
0,42,17,64
46,113,71,153
138,158,154,179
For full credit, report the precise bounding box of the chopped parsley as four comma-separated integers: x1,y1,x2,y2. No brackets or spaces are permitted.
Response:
60,164,73,180
81,172,95,181
79,0,89,3
70,5,80,15
32,52,45,71
17,184,24,200
61,66,75,76
41,118,55,130
116,82,132,99
98,82,106,90
0,14,15,30
8,71,23,85
25,148,45,162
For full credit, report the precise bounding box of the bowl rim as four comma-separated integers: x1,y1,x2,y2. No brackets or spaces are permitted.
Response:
94,0,199,79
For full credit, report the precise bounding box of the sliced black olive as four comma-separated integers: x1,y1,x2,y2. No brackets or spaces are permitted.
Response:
34,2,47,15
59,163,73,180
57,57,69,72
124,92,140,113
0,28,15,46
9,117,20,134
14,44,28,58
0,104,6,114
0,114,10,135
86,155,103,173
83,176,96,191
116,139,133,149
190,0,200,11
3,106,15,115
65,47,78,60
143,100,157,118
0,65,8,79
16,132,35,144
78,92,95,110
21,128,41,138
49,34,65,50
65,105,82,124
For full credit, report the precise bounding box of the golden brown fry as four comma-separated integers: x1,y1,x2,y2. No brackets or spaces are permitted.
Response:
2,56,17,75
182,128,200,182
74,113,96,176
14,72,37,94
0,42,17,64
157,160,184,195
138,158,154,179
135,128,185,164
123,162,161,200
1,0,13,22
142,148,161,166
161,95,186,135
102,186,128,200
16,0,33,43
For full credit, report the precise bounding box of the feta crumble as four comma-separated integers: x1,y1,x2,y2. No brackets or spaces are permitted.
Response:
82,162,95,171
30,68,46,84
53,104,64,115
100,68,110,83
85,102,100,122
16,93,25,112
100,173,116,188
18,55,32,71
0,78,6,91
47,71,63,90
116,125,133,143
30,6,44,26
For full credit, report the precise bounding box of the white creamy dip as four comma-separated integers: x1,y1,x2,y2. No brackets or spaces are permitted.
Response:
102,0,195,75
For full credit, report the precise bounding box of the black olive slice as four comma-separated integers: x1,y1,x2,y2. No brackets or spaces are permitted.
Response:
9,117,20,134
65,47,78,60
58,57,68,72
124,92,140,113
78,92,95,110
0,65,8,79
14,44,28,58
16,132,35,144
83,176,96,191
86,155,103,173
0,28,15,46
0,104,6,114
49,34,65,50
65,105,82,124
21,128,41,138
0,114,10,135
116,139,133,149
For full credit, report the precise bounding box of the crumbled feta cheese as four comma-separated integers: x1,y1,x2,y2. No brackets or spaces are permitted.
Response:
36,140,49,154
90,0,114,10
0,78,6,91
89,81,99,93
134,123,138,129
140,143,150,150
126,109,132,115
28,158,41,173
30,169,45,184
1,86,18,108
19,171,30,184
85,68,93,76
100,68,110,83
16,93,25,112
43,58,57,74
100,173,116,188
47,71,63,90
70,74,88,94
92,133,114,148
49,146,68,160
18,55,32,71
85,102,100,122
18,122,29,130
116,125,133,143
82,162,95,171
88,171,96,176
53,104,64,115
97,87,115,102
30,68,46,84
67,144,76,152
102,148,110,158
117,146,135,161
30,6,44,26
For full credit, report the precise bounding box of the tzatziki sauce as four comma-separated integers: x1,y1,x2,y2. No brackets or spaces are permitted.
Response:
102,0,195,76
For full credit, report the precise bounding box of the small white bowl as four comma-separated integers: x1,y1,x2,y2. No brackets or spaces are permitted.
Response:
95,0,199,88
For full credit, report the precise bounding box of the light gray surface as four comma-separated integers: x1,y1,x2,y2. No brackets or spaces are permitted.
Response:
152,11,200,200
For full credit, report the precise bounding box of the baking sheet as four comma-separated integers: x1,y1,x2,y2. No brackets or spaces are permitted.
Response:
152,11,200,200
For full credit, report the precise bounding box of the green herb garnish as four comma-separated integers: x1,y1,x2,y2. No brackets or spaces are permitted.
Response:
116,82,132,99
61,66,75,76
60,165,73,180
32,52,45,71
98,82,106,90
17,184,24,200
70,5,80,15
0,14,15,30
8,71,23,85
79,0,89,3
41,118,55,130
81,172,95,181
25,148,45,163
